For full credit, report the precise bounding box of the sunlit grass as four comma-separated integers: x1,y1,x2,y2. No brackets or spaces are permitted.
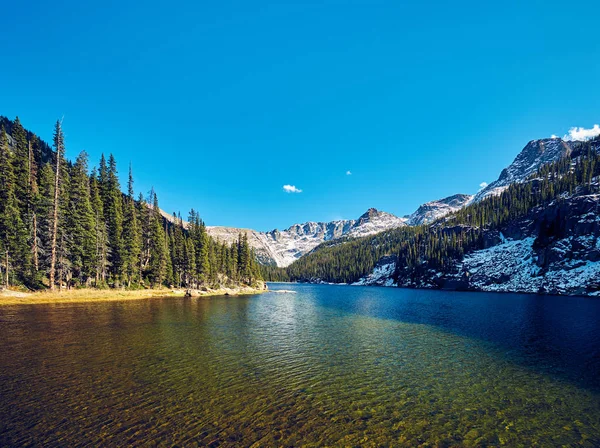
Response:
0,285,265,305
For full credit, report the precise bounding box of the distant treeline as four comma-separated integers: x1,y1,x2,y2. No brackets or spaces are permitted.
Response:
0,116,261,290
262,137,600,284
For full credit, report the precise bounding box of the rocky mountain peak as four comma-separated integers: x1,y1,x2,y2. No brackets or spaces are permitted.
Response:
474,137,573,202
407,194,474,226
356,208,383,225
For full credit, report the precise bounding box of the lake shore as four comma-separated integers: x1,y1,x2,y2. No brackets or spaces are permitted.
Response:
0,284,267,306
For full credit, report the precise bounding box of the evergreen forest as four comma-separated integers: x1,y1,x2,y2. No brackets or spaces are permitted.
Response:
0,116,261,291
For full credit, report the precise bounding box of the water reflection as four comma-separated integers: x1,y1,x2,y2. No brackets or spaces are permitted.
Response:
0,287,599,446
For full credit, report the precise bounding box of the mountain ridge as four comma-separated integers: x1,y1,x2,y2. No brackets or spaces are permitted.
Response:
278,135,600,297
207,207,407,267
195,134,595,269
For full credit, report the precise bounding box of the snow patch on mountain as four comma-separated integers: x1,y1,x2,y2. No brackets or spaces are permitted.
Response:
352,256,397,286
460,237,541,292
407,194,473,226
205,226,286,266
208,208,407,267
347,208,408,238
460,236,600,295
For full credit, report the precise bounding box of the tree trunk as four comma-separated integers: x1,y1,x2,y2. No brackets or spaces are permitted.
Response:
32,212,38,272
5,250,9,287
95,212,100,286
49,150,60,290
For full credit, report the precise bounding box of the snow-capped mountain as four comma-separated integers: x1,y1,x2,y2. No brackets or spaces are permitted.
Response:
406,194,473,226
174,135,588,271
419,193,600,296
207,208,407,267
340,137,600,296
348,193,600,296
346,208,408,238
407,136,588,222
474,138,573,202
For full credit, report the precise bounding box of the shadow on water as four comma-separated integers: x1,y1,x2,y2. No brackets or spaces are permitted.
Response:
268,282,600,391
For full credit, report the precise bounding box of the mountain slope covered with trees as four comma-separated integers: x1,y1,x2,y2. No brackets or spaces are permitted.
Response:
265,137,600,296
0,116,261,291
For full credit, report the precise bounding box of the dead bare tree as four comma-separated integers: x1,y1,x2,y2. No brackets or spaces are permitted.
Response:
49,121,63,291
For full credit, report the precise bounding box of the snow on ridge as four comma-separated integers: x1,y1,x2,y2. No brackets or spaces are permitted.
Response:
407,194,474,226
208,208,407,267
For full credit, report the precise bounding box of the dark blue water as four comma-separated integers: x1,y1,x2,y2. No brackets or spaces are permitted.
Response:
271,283,600,390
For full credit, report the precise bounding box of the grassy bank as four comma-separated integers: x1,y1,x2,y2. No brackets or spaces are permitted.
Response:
0,285,266,306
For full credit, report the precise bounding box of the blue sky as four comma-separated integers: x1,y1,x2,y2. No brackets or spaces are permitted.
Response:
2,0,599,231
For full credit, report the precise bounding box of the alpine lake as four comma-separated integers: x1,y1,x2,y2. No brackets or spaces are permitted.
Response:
1,283,600,446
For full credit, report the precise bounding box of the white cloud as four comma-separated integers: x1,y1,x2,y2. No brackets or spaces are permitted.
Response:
562,124,600,142
283,184,302,193
346,170,352,175
479,182,488,190
551,134,559,139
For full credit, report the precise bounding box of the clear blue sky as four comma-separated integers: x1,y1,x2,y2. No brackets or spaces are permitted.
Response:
2,0,599,231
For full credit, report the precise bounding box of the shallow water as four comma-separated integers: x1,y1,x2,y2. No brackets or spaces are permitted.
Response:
1,284,599,446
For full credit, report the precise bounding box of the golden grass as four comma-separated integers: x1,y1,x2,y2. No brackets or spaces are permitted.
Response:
0,286,265,306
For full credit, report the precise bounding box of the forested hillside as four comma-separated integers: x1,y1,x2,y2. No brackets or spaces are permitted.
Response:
266,137,600,291
0,116,261,291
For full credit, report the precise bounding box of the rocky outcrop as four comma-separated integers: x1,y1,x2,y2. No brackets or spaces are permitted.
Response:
407,194,473,226
352,255,397,286
355,193,600,296
184,281,267,297
474,138,573,202
451,194,600,296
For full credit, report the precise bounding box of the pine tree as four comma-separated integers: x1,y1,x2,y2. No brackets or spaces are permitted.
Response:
0,127,29,287
184,237,196,287
171,213,184,287
122,165,142,287
7,119,34,283
138,192,151,283
189,211,209,284
28,136,41,277
37,162,55,281
90,168,109,285
164,222,175,287
236,232,250,283
104,154,124,285
68,152,96,286
10,117,29,216
148,190,167,286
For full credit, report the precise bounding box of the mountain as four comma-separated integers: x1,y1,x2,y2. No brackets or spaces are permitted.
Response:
404,138,582,226
279,136,600,297
406,194,473,226
204,133,594,278
198,138,583,268
205,226,288,266
207,208,407,267
474,138,573,202
451,194,600,295
347,208,409,237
